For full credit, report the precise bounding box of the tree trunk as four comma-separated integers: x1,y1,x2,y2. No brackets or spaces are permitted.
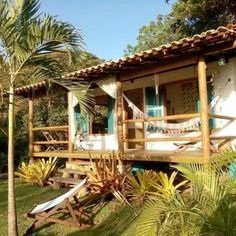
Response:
8,84,18,236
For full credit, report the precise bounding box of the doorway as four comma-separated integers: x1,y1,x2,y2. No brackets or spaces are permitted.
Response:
123,88,144,149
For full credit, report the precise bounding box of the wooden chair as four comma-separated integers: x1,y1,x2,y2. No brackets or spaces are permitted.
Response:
25,178,91,234
42,131,57,151
174,133,236,153
42,131,67,151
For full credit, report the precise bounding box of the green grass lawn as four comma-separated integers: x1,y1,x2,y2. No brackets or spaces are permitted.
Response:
0,178,140,236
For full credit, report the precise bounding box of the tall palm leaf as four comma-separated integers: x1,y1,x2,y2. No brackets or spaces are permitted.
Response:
0,1,84,235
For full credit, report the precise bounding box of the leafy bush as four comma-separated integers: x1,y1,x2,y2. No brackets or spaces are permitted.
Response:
78,154,129,206
0,152,7,173
125,170,187,206
126,170,159,205
136,150,236,236
15,158,57,186
150,171,188,199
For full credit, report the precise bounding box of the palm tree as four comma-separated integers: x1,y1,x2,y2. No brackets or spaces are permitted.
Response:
0,1,84,235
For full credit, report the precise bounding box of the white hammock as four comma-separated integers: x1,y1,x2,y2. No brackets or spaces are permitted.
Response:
122,93,200,133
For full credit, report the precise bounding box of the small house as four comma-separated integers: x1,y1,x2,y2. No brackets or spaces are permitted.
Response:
14,24,236,169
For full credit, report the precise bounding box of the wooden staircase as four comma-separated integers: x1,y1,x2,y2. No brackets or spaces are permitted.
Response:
50,160,91,189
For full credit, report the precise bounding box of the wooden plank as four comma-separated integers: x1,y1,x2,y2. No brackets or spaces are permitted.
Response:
33,141,69,145
67,92,73,153
32,150,118,158
30,148,222,163
57,168,86,175
32,125,68,131
210,136,236,140
49,176,82,185
125,136,201,142
116,77,124,154
209,113,235,121
28,98,34,160
123,149,204,163
123,113,200,123
68,160,91,165
123,155,204,163
198,56,210,162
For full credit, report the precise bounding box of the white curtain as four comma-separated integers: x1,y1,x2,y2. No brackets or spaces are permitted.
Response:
68,92,78,142
71,92,79,108
96,75,117,99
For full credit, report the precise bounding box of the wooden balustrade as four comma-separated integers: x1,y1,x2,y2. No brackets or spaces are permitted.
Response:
123,113,200,124
31,125,70,152
125,136,201,143
32,125,69,131
208,113,235,121
33,141,69,145
123,113,236,147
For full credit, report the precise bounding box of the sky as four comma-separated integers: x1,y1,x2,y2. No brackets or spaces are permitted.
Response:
40,0,174,60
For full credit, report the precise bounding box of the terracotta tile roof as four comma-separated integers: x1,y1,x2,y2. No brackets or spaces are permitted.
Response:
14,81,46,96
65,24,236,78
8,24,236,97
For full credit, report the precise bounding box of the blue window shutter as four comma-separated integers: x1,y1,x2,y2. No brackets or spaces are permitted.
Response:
74,105,88,133
145,87,163,117
107,96,113,133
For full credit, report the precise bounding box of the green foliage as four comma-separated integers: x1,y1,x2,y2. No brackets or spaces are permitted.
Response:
124,14,184,55
151,171,188,199
125,0,236,54
78,154,129,207
126,170,159,205
15,157,58,186
136,150,236,236
171,0,236,35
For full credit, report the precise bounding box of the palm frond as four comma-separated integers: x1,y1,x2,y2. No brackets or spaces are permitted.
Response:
49,77,95,118
136,200,160,236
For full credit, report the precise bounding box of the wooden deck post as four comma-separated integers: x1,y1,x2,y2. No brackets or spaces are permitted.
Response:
198,56,210,162
67,92,73,154
116,77,124,172
28,97,34,160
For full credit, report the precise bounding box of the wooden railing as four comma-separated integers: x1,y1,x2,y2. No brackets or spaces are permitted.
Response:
123,113,236,149
208,113,235,121
123,113,201,145
31,125,71,153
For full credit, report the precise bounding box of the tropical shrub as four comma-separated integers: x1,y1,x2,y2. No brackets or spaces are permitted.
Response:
150,171,188,199
78,154,129,206
136,150,236,236
126,170,159,205
15,157,57,186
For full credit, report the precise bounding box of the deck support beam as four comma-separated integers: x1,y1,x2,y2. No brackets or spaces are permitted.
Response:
198,56,210,162
67,92,73,155
116,77,124,172
28,97,34,160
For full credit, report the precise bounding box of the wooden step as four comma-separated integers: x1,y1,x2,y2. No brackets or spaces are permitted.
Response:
68,160,91,165
49,177,81,185
57,168,86,175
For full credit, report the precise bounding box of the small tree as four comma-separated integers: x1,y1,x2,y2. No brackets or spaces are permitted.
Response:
0,1,84,235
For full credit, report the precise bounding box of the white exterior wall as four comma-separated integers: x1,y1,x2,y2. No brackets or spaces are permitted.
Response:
208,58,236,147
76,134,118,150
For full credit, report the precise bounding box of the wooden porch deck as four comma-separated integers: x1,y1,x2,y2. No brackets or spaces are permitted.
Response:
32,149,209,163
